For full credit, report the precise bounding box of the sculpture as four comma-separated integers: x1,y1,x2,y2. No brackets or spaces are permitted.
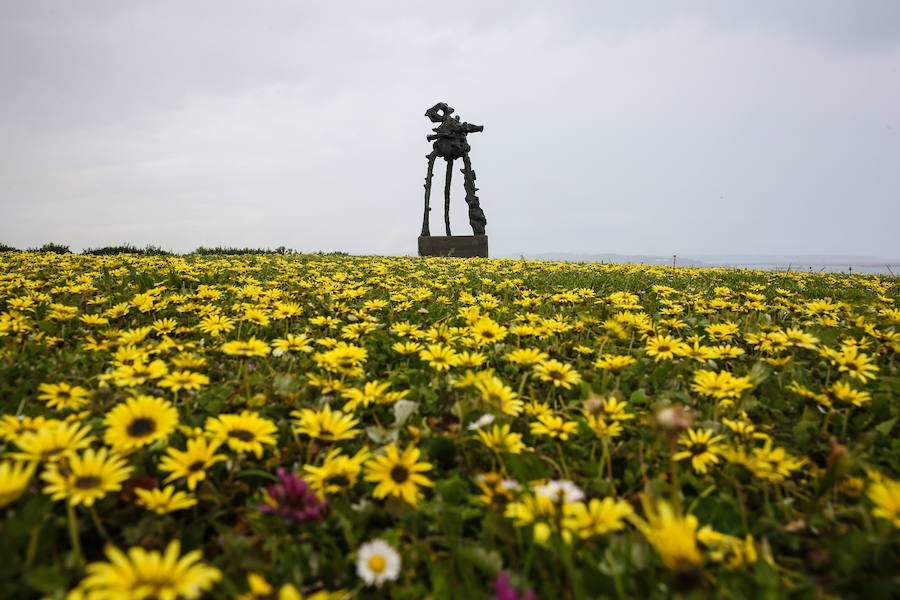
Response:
421,102,486,237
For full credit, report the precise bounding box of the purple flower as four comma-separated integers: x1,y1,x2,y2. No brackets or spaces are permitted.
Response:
257,468,326,522
494,572,536,600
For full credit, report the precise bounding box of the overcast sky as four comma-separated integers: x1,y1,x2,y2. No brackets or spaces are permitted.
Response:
2,1,899,259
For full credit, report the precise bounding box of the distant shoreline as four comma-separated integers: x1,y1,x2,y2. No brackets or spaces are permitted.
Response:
507,253,899,276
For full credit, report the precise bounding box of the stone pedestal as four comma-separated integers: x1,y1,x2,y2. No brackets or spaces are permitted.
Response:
418,235,488,258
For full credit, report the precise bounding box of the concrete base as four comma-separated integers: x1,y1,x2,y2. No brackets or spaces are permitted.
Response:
418,235,488,258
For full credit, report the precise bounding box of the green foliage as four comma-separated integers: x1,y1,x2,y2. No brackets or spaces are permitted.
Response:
192,246,297,255
0,252,897,599
26,242,71,253
81,244,172,256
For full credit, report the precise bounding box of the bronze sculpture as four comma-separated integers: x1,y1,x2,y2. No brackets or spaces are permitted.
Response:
421,102,486,237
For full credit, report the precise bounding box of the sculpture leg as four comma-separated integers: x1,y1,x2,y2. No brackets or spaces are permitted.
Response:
444,159,454,236
422,152,437,237
462,153,486,235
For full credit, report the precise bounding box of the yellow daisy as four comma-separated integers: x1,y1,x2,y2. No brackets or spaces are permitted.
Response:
74,540,221,599
533,359,582,389
867,471,900,528
42,447,133,507
220,337,271,358
303,447,371,499
529,413,579,441
291,404,360,443
157,370,210,392
135,485,198,514
11,421,95,463
475,423,526,454
474,377,523,416
111,359,169,388
364,444,434,507
0,460,37,508
418,344,459,371
104,395,180,452
504,348,550,366
341,380,393,411
205,411,278,458
159,436,227,491
628,498,703,575
644,334,689,362
198,313,235,336
673,428,725,475
468,317,508,346
37,382,91,411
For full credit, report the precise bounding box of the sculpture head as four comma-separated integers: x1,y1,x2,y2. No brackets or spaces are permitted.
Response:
425,102,454,123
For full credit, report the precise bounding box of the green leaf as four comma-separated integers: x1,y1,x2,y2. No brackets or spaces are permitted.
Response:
24,566,70,596
875,417,897,437
435,475,469,505
456,544,503,576
273,373,300,396
234,469,279,482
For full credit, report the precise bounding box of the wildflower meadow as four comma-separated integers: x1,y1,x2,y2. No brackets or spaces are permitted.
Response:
0,251,897,599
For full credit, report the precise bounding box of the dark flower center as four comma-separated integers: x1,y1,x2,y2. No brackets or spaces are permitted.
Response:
390,465,409,484
188,460,206,472
228,429,255,442
74,476,102,489
43,447,63,459
127,417,157,438
690,443,708,455
326,474,350,487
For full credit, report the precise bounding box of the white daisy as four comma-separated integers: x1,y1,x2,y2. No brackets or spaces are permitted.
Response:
356,539,401,587
467,414,496,431
534,479,585,504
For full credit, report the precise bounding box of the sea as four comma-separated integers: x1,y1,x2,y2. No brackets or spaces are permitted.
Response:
509,253,899,276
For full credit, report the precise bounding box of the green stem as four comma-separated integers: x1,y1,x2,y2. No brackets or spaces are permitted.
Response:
88,506,113,542
556,443,569,479
669,439,681,514
559,536,582,599
821,411,832,435
523,533,537,580
612,567,627,600
305,440,314,465
516,372,530,398
67,501,84,565
24,527,40,569
735,480,749,532
603,437,616,497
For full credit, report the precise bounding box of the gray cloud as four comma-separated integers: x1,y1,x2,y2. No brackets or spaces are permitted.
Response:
1,1,898,259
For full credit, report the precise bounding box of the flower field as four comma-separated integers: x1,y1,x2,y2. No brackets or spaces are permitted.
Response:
0,251,898,599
